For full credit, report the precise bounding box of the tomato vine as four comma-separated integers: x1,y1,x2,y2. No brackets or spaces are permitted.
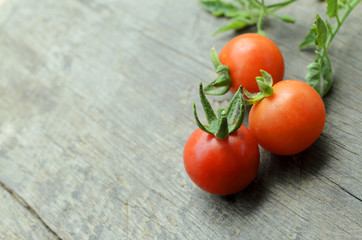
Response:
300,0,361,97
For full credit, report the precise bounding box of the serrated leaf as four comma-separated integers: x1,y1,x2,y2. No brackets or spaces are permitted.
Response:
300,26,316,49
213,16,253,35
200,0,239,17
314,15,328,49
306,60,322,95
326,0,338,18
321,53,333,96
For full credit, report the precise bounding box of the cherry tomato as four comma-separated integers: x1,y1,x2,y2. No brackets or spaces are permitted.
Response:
183,125,260,195
219,33,285,93
249,80,326,155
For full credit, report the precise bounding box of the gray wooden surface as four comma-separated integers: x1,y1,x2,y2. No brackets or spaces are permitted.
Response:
0,0,361,239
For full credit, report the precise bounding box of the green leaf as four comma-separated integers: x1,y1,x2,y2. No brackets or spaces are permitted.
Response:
321,53,333,96
270,13,296,23
325,20,333,34
306,60,322,95
338,3,347,10
266,0,297,11
235,0,246,8
200,0,239,17
314,15,328,49
213,16,254,35
299,26,317,49
326,0,338,18
278,15,296,23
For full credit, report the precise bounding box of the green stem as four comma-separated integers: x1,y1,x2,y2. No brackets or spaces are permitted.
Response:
210,47,221,70
256,0,266,35
325,0,361,48
266,0,296,12
215,110,229,140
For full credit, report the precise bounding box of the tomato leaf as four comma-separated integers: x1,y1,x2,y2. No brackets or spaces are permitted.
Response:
200,0,296,35
200,0,239,17
213,16,253,35
326,0,338,18
306,60,322,95
314,14,328,49
299,26,317,49
303,0,359,97
272,14,296,23
321,53,333,96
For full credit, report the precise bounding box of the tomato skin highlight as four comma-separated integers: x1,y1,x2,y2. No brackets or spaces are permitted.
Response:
249,80,326,156
183,125,260,195
219,33,284,93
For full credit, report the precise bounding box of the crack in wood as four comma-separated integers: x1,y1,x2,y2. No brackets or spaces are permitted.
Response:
0,180,62,240
324,177,362,203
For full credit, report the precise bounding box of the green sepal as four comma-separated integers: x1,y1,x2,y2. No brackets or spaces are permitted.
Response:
193,83,246,139
198,82,217,124
193,102,214,134
203,47,232,95
214,109,229,139
226,87,245,134
243,70,274,105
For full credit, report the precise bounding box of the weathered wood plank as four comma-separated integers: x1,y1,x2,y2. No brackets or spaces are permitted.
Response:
0,0,360,239
0,182,57,239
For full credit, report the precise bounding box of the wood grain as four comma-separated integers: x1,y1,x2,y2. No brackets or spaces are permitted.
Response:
0,0,360,239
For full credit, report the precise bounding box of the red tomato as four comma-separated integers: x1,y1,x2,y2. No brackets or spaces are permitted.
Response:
219,33,284,93
249,80,326,155
183,125,260,195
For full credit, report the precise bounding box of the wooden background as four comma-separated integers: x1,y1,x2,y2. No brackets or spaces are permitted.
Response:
0,0,361,239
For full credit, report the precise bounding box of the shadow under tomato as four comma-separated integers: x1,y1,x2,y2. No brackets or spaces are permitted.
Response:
196,132,331,219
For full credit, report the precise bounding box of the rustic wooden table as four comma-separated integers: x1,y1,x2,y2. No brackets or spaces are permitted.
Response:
0,0,361,239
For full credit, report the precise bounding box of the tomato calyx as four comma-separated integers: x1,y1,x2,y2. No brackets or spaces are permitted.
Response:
194,82,245,140
243,70,274,105
203,47,232,95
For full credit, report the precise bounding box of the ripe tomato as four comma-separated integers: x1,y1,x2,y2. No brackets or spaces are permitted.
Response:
219,33,284,93
183,125,260,195
249,80,326,155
